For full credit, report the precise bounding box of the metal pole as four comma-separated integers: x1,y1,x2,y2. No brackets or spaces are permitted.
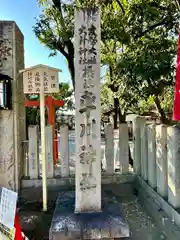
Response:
40,73,47,211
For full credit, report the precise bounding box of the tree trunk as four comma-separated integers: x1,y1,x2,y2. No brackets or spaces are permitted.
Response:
113,97,119,129
67,56,75,90
154,96,169,124
118,108,126,123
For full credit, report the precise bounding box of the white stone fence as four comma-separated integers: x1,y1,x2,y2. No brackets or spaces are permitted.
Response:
21,117,180,210
133,116,180,209
22,123,131,180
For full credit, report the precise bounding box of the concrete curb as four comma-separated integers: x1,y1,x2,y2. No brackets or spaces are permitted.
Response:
21,173,136,189
135,175,180,239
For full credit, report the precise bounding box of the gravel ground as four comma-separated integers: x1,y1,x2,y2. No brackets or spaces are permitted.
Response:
120,195,166,240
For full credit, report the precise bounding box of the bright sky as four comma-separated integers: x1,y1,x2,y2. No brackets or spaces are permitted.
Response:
0,0,71,84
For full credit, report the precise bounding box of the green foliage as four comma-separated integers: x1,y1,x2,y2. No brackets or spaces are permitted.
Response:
34,0,179,123
101,82,113,113
53,82,74,112
159,86,174,116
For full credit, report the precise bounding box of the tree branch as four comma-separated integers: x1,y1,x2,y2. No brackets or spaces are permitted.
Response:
115,0,125,15
138,16,168,37
56,40,69,58
52,0,67,30
176,0,180,10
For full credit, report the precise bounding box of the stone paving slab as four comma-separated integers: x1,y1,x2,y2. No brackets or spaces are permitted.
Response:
49,191,130,240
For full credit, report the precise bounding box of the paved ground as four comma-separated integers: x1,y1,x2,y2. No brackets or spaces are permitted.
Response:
18,184,167,240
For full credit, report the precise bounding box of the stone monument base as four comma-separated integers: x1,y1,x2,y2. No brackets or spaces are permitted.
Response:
49,191,130,239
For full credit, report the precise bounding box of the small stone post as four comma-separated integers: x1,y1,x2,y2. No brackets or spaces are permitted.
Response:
45,126,54,178
133,116,143,175
60,124,69,177
119,123,129,173
28,126,39,179
114,129,120,169
140,117,148,180
147,124,156,189
156,124,168,198
167,125,180,208
105,123,114,175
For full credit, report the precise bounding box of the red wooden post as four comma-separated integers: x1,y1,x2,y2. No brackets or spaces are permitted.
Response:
24,96,64,165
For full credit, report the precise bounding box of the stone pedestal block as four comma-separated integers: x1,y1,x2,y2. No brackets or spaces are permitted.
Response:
49,191,130,240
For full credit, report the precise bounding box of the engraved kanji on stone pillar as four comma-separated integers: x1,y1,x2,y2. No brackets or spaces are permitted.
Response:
74,8,101,213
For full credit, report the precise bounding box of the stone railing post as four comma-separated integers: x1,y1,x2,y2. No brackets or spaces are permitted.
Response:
105,123,114,175
119,123,129,173
140,117,148,180
28,126,39,179
167,125,180,208
132,116,142,175
45,126,54,178
60,124,69,177
156,124,168,198
147,124,156,189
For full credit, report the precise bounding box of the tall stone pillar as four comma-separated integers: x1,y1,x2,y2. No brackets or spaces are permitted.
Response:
0,21,26,191
49,8,130,240
74,8,101,212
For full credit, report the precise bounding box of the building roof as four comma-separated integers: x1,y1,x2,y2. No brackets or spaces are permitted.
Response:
19,64,62,73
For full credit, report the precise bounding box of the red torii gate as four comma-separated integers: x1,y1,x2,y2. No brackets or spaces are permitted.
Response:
25,95,64,165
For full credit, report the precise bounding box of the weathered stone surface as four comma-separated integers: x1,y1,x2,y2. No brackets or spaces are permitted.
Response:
0,21,26,191
60,124,69,177
156,124,168,198
74,8,101,213
167,125,180,208
49,191,129,239
105,123,114,175
147,124,156,189
132,116,143,175
119,123,129,174
46,125,54,178
140,117,148,181
28,126,39,179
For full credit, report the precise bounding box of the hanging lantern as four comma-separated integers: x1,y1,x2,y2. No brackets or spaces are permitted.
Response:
0,73,12,110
